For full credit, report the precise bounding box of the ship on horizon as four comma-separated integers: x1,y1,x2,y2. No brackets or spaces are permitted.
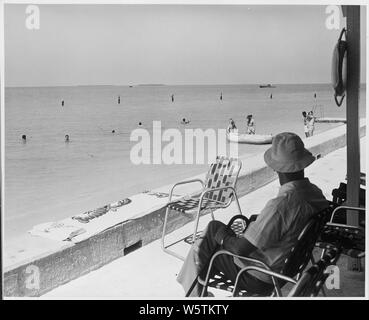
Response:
259,84,276,88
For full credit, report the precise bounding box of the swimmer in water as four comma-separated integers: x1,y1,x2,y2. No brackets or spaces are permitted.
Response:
65,134,70,142
138,122,142,126
181,118,190,124
22,134,27,142
112,130,115,133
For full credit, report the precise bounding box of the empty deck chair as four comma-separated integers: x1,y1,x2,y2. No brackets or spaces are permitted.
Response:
200,206,333,297
161,156,243,260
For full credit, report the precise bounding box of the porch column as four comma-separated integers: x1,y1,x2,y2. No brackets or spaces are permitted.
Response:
345,5,361,271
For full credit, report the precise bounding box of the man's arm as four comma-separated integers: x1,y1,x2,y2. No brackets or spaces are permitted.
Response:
214,197,284,257
214,226,257,257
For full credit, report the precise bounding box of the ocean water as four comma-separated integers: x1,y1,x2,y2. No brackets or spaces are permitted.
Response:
4,84,366,241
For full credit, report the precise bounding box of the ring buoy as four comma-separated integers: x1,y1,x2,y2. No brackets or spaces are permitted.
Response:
331,28,347,107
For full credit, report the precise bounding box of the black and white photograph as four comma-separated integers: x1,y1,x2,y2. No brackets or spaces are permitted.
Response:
1,0,367,303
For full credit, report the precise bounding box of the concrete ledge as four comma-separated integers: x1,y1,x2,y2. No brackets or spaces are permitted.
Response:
3,122,366,297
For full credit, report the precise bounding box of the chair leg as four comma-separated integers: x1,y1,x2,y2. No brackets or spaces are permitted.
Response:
161,206,185,260
161,206,170,251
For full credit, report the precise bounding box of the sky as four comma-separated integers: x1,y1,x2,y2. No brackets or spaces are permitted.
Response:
4,4,367,87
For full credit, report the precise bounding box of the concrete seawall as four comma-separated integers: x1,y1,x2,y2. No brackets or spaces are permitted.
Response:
4,122,366,297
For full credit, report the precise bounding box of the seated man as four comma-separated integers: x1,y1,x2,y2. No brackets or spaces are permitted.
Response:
177,132,329,296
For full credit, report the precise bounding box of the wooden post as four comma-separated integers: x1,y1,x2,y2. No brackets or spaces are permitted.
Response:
345,6,361,271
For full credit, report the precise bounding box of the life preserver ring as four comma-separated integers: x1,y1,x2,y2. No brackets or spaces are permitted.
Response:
331,28,347,107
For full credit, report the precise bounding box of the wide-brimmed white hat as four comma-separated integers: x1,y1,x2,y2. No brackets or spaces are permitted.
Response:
264,132,315,173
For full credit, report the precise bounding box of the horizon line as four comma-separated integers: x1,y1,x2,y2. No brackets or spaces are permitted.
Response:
6,82,367,89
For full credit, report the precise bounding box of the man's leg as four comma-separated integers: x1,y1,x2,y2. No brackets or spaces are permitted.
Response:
177,220,226,297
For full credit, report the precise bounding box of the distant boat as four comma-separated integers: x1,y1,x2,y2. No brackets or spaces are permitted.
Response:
259,84,276,88
227,132,273,144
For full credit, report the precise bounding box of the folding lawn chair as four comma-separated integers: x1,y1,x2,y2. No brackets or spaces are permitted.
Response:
316,205,365,260
161,156,243,260
199,206,333,297
234,247,341,297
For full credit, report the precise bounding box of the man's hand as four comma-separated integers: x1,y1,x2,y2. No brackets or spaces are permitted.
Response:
215,225,257,257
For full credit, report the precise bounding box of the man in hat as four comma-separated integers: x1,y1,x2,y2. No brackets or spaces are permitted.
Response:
177,132,329,296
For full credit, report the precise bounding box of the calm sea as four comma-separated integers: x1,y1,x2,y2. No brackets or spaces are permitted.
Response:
4,84,366,241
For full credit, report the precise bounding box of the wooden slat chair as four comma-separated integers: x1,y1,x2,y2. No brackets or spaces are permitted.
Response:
200,206,333,297
161,156,243,260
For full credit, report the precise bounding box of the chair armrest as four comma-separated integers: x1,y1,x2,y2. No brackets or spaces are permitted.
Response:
168,179,204,202
200,249,270,297
233,266,297,297
330,206,365,224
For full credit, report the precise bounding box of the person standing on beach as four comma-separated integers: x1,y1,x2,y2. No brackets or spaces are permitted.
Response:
118,96,121,104
270,93,273,99
307,111,316,137
171,94,174,102
314,93,317,99
302,111,309,138
227,119,237,133
65,134,70,142
246,115,255,135
61,100,64,107
22,134,27,143
220,92,223,101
